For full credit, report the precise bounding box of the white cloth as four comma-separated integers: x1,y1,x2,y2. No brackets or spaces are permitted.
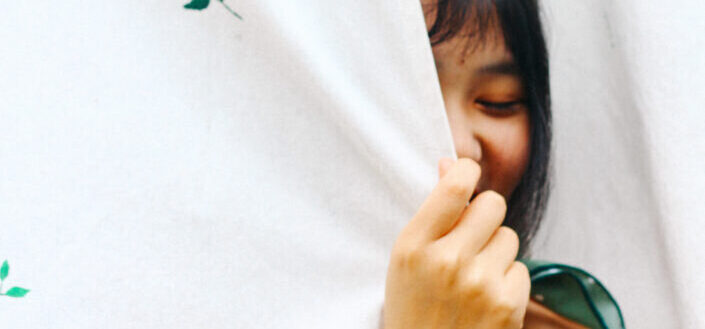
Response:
534,1,705,328
0,1,453,328
1,0,703,328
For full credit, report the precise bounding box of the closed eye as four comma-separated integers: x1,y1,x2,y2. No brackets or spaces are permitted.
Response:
475,100,525,114
476,100,522,109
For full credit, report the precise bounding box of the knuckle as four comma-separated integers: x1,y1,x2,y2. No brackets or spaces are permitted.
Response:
512,261,531,285
513,261,530,278
457,157,482,178
431,253,462,275
510,261,531,286
390,243,425,268
444,179,472,200
498,227,520,251
496,316,516,329
477,190,507,213
460,267,490,294
496,297,518,313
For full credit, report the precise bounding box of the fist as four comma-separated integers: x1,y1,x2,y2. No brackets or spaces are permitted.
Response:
382,158,530,329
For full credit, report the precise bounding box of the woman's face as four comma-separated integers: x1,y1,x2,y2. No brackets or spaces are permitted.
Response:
431,26,531,200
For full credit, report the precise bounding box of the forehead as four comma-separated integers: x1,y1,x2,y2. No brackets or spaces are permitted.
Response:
432,32,514,72
423,0,514,70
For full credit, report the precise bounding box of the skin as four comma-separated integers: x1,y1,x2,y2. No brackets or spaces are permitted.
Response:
433,29,531,201
381,4,587,329
383,159,531,328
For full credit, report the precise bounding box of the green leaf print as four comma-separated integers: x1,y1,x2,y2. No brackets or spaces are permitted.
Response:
0,260,30,298
184,0,210,10
5,287,30,298
0,260,7,281
184,0,242,20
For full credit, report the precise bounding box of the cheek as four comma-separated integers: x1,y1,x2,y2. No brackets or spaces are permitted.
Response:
483,117,531,197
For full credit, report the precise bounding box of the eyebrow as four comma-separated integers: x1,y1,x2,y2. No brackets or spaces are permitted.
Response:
475,60,521,76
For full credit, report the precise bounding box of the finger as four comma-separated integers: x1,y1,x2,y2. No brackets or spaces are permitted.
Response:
504,261,531,327
404,158,481,243
473,226,520,275
438,157,454,180
437,190,507,257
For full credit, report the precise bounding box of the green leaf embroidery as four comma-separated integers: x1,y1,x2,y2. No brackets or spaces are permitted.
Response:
5,287,30,298
184,0,242,20
0,260,8,281
0,260,30,298
184,0,210,10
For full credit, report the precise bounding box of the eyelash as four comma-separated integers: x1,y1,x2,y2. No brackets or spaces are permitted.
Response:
475,100,524,113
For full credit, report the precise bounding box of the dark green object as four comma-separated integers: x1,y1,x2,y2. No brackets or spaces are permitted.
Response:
183,0,243,20
184,0,210,10
519,259,625,329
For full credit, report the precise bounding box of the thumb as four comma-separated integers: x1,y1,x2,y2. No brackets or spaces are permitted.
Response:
438,157,454,180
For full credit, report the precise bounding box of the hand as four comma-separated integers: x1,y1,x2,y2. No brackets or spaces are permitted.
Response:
524,299,590,329
382,157,531,329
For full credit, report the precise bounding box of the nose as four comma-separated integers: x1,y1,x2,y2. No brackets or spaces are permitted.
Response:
445,105,483,164
454,128,482,164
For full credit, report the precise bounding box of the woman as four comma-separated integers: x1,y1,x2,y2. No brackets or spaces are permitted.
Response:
382,1,622,328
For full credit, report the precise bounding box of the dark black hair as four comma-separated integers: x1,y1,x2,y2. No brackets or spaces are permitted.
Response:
425,0,552,259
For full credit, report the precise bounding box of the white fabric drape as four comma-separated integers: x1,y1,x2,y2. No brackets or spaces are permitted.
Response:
0,1,453,328
1,0,702,328
534,1,704,328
